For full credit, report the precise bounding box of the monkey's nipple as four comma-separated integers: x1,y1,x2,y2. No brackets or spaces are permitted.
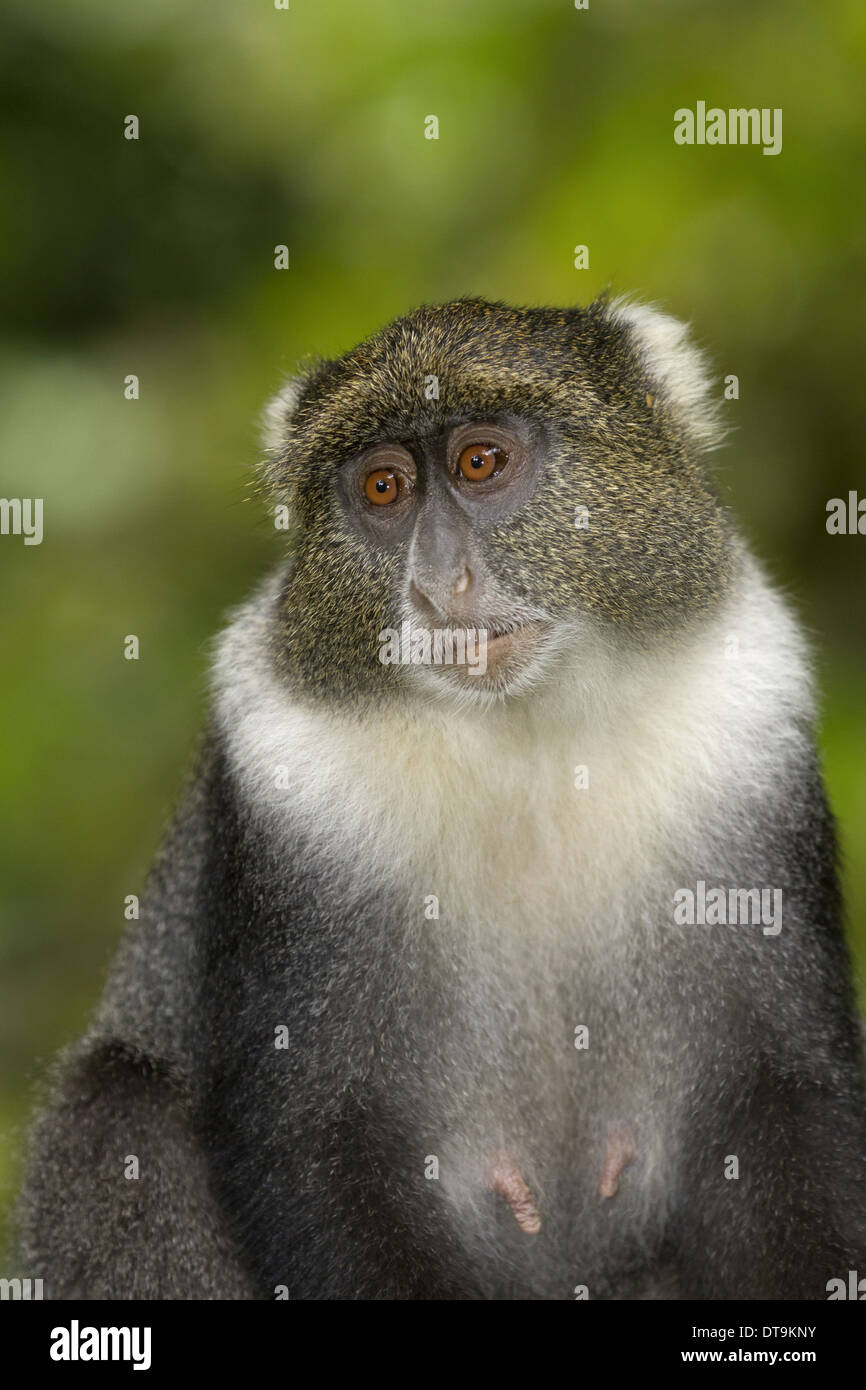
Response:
487,1151,542,1235
598,1131,636,1199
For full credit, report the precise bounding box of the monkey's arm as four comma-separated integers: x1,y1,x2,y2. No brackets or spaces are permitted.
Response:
17,1039,256,1300
16,741,257,1299
673,771,866,1299
676,1057,866,1299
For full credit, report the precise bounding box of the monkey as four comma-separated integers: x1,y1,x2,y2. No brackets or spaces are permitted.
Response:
14,295,866,1300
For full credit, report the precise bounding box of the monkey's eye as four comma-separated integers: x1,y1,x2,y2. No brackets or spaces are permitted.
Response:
364,468,404,505
458,444,506,481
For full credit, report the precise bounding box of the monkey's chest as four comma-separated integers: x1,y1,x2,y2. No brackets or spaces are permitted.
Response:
371,914,679,1293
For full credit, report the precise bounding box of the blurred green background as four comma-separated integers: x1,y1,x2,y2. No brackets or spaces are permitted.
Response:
2,0,865,1252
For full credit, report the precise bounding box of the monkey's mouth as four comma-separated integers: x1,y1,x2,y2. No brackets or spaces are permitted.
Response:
396,606,557,696
483,626,521,659
480,620,546,661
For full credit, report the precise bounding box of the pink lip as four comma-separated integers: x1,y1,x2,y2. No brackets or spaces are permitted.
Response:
480,621,547,661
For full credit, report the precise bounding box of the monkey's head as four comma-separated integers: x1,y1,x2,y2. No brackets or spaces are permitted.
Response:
260,297,734,706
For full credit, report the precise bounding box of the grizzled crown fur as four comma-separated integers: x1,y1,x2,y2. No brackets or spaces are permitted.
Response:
258,295,725,498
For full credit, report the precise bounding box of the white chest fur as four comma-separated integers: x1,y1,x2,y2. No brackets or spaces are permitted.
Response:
213,558,812,953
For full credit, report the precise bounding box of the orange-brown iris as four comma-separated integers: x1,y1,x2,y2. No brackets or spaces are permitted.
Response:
458,444,501,481
364,468,400,505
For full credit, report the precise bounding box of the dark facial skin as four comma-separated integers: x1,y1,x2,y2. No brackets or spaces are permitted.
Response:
264,298,737,705
330,415,556,695
335,414,544,626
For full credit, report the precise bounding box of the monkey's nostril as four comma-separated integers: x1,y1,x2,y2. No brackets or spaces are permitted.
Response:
409,574,471,621
408,579,439,620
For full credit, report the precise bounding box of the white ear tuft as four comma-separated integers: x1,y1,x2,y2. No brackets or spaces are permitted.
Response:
260,377,304,455
603,298,723,450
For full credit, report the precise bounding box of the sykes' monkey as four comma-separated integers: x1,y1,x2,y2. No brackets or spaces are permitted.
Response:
16,297,866,1299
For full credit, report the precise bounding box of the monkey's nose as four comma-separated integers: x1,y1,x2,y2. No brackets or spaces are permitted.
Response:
409,566,476,623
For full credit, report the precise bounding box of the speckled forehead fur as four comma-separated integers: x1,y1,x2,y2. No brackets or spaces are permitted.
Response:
260,297,736,701
265,296,719,477
269,300,634,465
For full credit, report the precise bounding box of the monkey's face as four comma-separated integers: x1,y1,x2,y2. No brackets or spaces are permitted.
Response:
331,412,567,703
263,298,734,705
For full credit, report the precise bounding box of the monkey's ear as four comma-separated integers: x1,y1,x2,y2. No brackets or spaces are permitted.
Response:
260,377,304,458
601,298,725,452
